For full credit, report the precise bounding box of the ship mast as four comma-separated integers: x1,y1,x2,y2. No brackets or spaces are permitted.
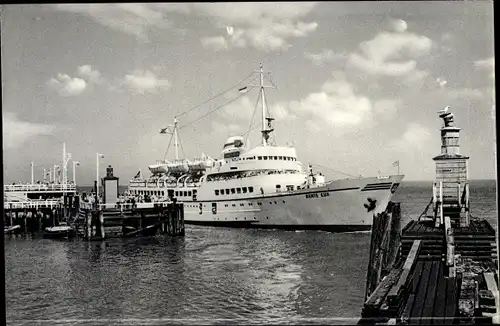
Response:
174,118,179,160
252,63,276,147
259,64,267,146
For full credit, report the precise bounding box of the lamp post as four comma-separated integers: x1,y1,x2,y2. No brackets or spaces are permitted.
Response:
53,165,60,184
73,161,80,184
62,142,72,185
30,162,34,185
96,153,104,204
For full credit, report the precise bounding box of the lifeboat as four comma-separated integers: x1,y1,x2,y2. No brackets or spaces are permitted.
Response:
167,162,189,174
148,164,169,174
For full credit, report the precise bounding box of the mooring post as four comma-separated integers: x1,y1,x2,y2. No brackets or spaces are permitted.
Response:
23,208,28,234
179,203,185,236
9,204,13,226
86,210,92,240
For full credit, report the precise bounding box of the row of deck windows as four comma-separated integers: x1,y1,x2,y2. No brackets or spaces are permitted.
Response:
131,190,165,196
175,190,192,197
257,155,296,161
237,156,296,161
130,190,193,197
214,186,254,196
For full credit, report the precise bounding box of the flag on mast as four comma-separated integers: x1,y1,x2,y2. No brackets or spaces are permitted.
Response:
393,160,400,167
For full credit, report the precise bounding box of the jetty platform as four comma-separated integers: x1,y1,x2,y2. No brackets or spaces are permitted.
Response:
76,201,185,240
359,107,499,324
360,204,498,325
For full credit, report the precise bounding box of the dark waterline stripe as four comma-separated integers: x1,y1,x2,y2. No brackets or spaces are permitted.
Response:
185,220,371,232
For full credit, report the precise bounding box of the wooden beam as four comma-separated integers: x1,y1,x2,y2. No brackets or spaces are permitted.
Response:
387,240,422,307
484,273,499,324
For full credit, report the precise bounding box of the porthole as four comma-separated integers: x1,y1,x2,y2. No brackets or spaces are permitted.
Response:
274,201,277,204
266,216,269,219
282,200,285,203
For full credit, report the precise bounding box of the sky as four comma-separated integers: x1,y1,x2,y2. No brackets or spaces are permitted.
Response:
1,2,496,185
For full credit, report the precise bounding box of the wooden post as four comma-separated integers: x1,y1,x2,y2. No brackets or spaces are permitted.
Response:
444,215,456,278
9,204,13,226
484,273,500,324
465,183,470,225
23,208,28,234
86,210,92,240
439,181,444,225
96,210,105,240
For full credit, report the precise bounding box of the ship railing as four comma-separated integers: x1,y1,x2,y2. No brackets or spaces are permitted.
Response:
4,183,77,192
4,199,62,209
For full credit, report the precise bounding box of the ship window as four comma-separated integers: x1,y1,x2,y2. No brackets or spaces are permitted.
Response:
162,191,165,196
274,156,277,160
276,185,281,188
237,188,241,194
175,191,178,196
258,202,262,205
225,204,228,207
215,190,219,196
232,204,236,207
188,191,192,196
231,188,236,194
225,189,230,195
240,203,244,206
220,189,224,195
279,156,283,160
249,203,253,206
242,187,247,193
258,156,262,160
249,186,254,193
264,156,268,160
193,190,197,194
184,191,188,196
286,185,294,191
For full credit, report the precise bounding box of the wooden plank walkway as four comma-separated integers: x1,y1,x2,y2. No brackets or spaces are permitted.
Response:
360,216,497,325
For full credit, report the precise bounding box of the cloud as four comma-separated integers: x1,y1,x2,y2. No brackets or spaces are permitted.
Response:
77,65,102,83
391,123,431,152
304,49,347,66
390,19,408,33
285,78,372,130
3,112,54,150
373,99,399,119
201,36,228,51
474,56,495,80
53,3,318,49
436,77,448,88
122,69,171,94
347,25,432,76
53,3,171,41
47,65,103,96
192,3,319,51
47,73,87,96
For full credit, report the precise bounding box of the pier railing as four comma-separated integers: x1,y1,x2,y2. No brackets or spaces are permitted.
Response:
79,201,174,211
4,184,77,192
4,199,63,209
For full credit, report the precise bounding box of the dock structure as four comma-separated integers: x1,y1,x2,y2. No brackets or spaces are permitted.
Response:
359,107,499,325
75,201,185,240
74,165,184,240
4,185,77,234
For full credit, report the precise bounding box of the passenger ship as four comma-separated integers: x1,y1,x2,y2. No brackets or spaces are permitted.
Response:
128,65,404,232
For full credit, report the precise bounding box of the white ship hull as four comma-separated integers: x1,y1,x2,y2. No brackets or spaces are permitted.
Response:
176,175,403,232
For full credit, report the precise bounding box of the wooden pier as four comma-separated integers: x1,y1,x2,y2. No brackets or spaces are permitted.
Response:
75,201,185,240
359,107,499,324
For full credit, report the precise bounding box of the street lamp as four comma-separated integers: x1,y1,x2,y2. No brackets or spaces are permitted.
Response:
96,153,104,204
73,161,80,184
